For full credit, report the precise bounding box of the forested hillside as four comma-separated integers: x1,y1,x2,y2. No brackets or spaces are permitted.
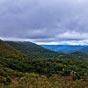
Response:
6,41,88,60
0,40,87,88
6,41,63,59
0,40,26,59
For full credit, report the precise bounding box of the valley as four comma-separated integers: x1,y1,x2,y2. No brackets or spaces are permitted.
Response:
0,40,88,88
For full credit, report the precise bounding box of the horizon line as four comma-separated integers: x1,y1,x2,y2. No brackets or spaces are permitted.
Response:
0,37,88,45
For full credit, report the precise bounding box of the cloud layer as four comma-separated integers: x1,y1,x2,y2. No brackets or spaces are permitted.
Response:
0,0,88,45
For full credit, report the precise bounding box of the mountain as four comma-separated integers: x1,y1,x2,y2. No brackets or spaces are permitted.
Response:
41,45,88,54
79,46,88,54
6,41,88,60
6,41,63,59
0,40,88,87
0,40,25,59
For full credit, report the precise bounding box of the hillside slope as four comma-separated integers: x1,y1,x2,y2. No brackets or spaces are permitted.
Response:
0,40,88,87
79,46,88,54
6,41,88,60
0,40,25,59
6,41,63,59
69,51,88,60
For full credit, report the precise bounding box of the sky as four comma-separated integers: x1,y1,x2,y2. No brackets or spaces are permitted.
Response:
0,0,88,45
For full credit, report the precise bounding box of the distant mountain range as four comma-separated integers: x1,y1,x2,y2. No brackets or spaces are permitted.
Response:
41,45,88,54
0,40,87,60
5,41,88,60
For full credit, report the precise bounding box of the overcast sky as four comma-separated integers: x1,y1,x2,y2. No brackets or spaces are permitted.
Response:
0,0,88,45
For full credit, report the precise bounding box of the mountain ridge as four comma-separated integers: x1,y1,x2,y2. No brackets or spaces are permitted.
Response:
0,40,26,59
6,41,63,59
41,45,88,54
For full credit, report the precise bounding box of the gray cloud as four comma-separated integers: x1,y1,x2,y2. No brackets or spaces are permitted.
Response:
0,0,88,44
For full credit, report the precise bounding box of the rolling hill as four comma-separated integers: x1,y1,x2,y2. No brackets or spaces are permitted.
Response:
6,41,88,60
6,41,64,59
41,45,88,54
69,51,88,60
0,40,25,59
0,40,88,87
79,46,88,54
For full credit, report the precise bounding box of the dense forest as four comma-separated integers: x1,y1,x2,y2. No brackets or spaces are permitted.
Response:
0,40,88,88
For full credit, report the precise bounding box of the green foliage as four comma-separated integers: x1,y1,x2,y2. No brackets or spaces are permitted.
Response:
0,40,26,59
0,57,88,81
0,73,88,88
0,40,88,87
6,41,64,59
6,41,88,60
